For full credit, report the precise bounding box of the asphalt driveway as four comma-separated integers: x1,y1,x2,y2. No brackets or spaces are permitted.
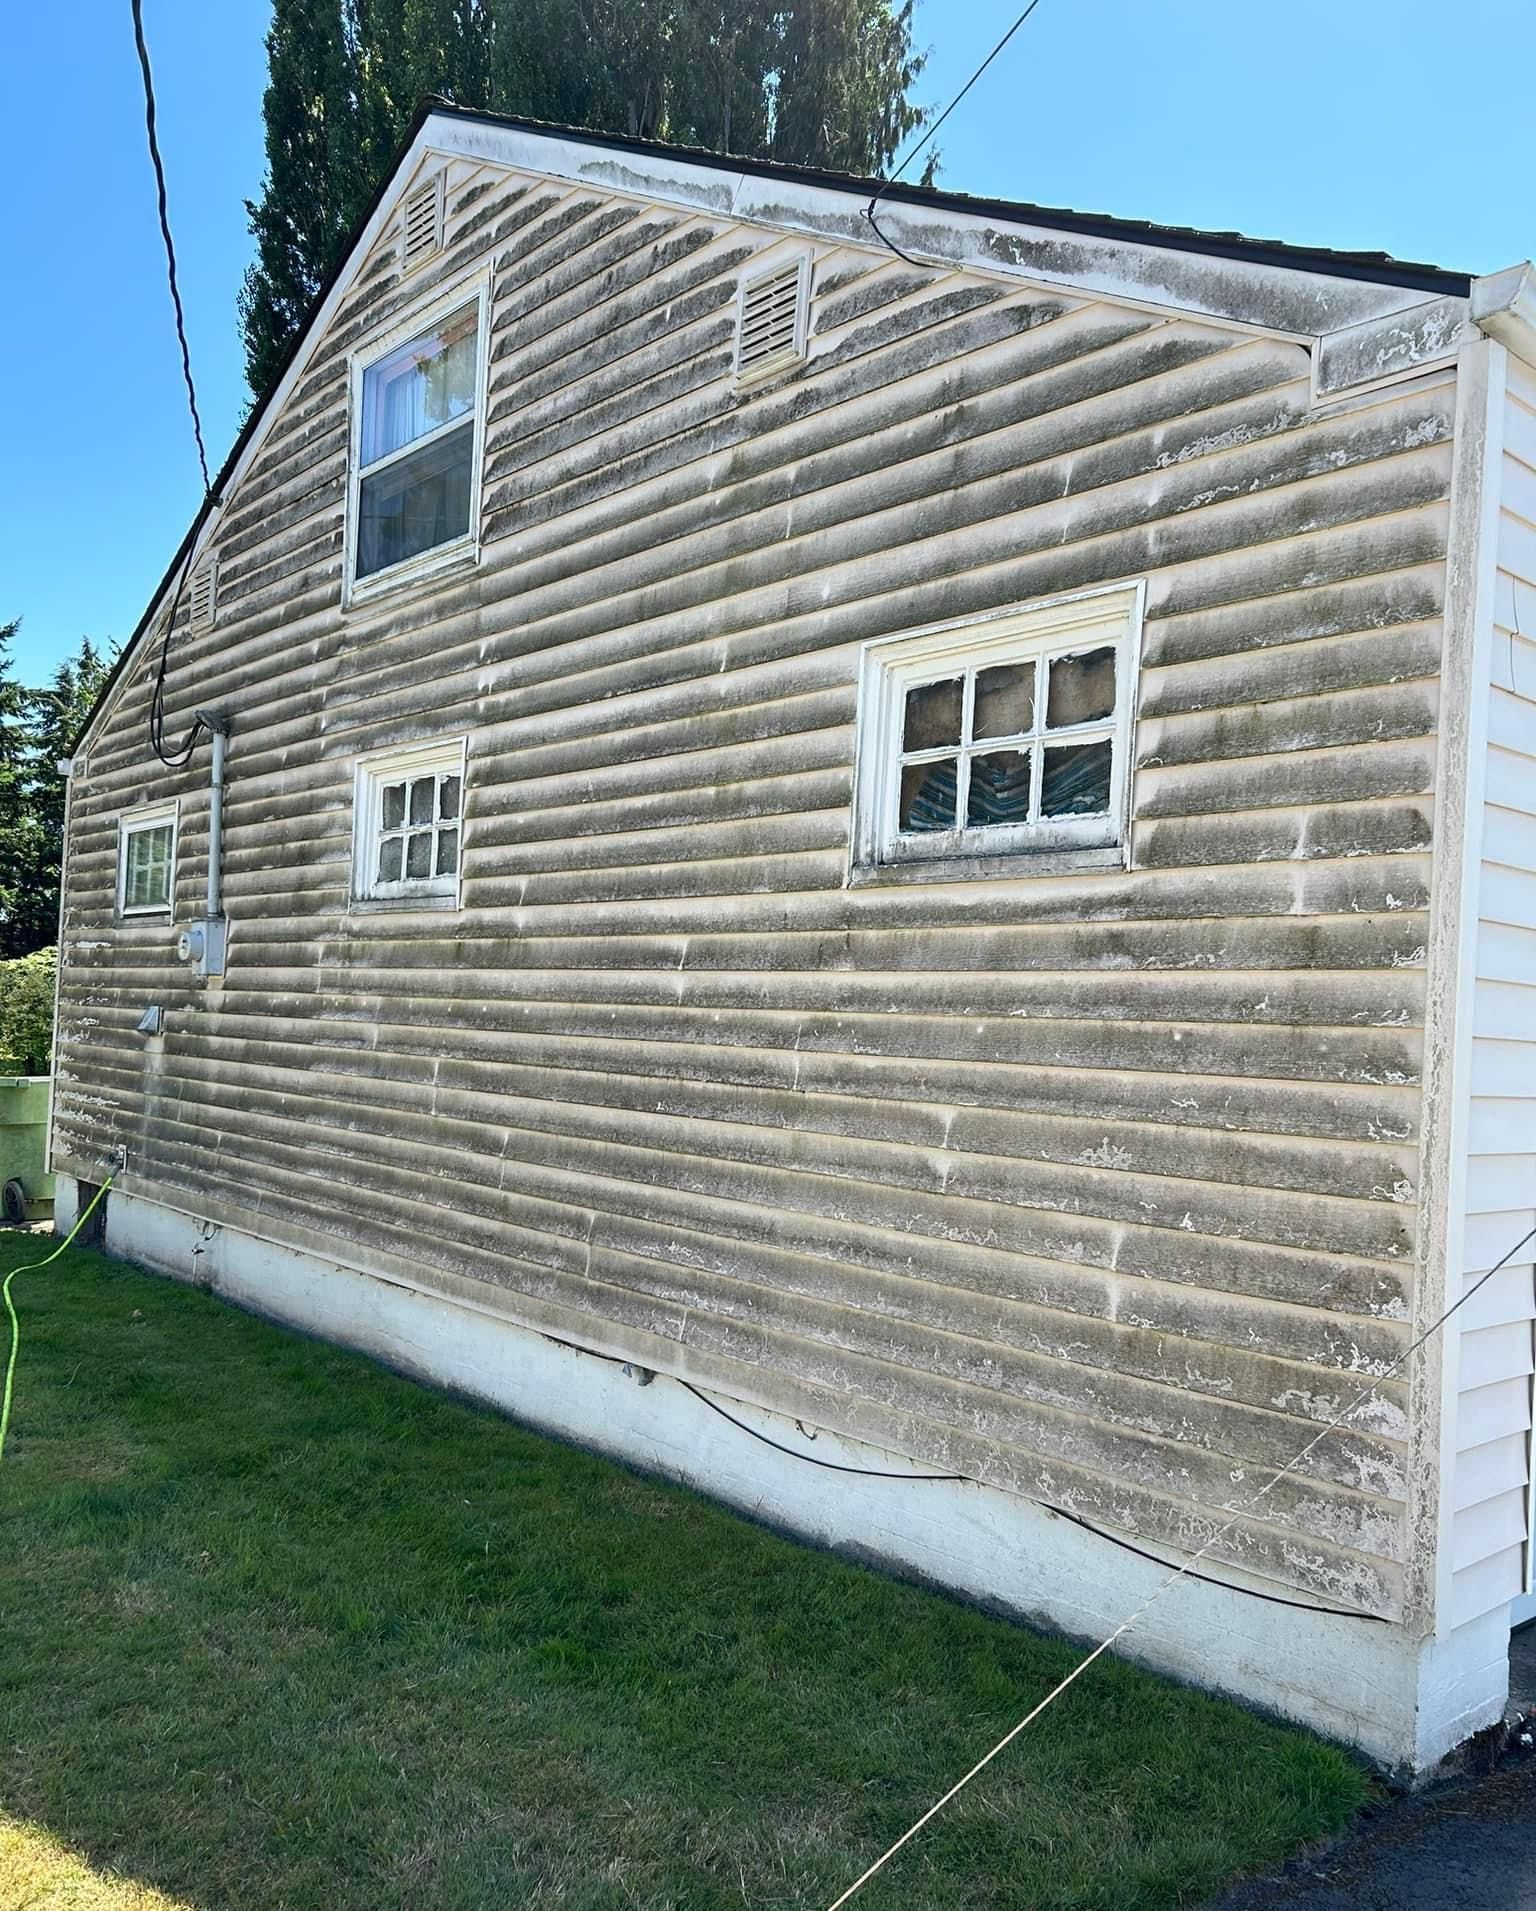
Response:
1210,1754,1536,1910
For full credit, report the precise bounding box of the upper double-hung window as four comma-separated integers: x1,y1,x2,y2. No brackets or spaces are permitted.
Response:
351,293,484,591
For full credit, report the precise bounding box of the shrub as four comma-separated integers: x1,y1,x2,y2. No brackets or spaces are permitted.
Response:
0,946,55,1075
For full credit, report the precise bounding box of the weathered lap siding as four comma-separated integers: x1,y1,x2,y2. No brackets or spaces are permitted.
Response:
56,153,1461,1614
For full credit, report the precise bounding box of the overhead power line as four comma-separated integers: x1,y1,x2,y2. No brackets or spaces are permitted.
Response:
148,561,207,768
864,0,1051,264
130,0,214,767
130,0,213,500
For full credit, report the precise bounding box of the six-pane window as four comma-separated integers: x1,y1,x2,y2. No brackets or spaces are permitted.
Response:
355,744,465,903
855,590,1140,872
118,808,177,915
376,767,461,887
355,304,480,583
897,644,1119,836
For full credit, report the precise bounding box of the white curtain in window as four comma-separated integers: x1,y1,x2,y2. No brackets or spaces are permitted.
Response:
362,313,476,466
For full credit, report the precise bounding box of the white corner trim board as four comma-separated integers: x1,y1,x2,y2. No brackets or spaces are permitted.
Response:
55,1175,1512,1775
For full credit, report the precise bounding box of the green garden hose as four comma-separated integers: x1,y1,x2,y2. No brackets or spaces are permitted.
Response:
0,1178,115,1465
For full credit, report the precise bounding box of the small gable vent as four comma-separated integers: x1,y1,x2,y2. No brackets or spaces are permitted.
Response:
187,560,216,630
401,176,445,269
736,259,808,386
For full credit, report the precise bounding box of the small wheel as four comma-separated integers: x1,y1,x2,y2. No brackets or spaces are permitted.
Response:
2,1179,28,1228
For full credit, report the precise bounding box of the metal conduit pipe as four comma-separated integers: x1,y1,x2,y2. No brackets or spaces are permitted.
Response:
198,713,230,923
179,710,230,978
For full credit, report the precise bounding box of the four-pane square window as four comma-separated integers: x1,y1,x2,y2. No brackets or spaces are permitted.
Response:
355,741,466,904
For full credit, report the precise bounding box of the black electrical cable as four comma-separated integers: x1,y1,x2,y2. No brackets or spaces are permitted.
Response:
679,1377,1386,1618
130,0,213,501
1046,1504,1385,1622
543,1325,1491,1622
131,0,214,768
863,1,1050,266
146,563,208,769
539,1233,1536,1620
680,1379,967,1481
825,1225,1536,1911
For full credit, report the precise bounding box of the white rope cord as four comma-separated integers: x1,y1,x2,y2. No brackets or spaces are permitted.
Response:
826,1219,1536,1910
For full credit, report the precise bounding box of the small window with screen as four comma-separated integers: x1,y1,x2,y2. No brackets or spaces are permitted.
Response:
117,804,178,916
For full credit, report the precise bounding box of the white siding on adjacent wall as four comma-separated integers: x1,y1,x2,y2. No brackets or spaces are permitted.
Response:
1451,352,1536,1629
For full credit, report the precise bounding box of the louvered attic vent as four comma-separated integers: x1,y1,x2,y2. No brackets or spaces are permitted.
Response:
187,560,216,630
736,259,808,386
401,176,444,269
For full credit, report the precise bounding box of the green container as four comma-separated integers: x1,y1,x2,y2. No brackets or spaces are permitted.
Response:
0,1076,54,1225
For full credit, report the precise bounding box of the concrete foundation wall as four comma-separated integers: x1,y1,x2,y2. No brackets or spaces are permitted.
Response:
59,1172,1511,1775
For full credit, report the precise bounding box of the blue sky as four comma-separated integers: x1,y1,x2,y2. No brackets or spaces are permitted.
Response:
2,0,1532,684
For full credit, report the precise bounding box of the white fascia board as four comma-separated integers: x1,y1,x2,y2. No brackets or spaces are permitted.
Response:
1313,294,1473,403
1472,262,1536,364
439,114,1459,339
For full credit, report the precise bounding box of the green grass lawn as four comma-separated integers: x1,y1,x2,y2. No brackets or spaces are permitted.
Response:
0,1238,1370,1910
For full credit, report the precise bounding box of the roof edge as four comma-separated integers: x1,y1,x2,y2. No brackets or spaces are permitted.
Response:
1473,262,1536,364
78,100,1477,761
73,99,446,761
426,100,1472,301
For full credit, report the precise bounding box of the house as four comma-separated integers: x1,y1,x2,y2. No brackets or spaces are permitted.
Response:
52,102,1536,1773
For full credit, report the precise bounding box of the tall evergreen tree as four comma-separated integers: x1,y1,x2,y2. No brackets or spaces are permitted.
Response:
240,0,928,399
0,625,35,954
238,0,375,399
772,0,927,176
17,638,111,958
0,633,112,960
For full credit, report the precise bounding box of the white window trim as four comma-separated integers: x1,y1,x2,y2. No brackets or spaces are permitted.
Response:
342,273,491,609
850,582,1145,883
734,252,811,390
116,800,179,918
351,736,468,909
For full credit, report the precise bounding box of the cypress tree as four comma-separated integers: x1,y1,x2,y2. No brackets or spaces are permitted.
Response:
2,638,112,959
238,0,929,401
238,0,371,400
0,630,110,959
0,625,34,955
772,0,927,177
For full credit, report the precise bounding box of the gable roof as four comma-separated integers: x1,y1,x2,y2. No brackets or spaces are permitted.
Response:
79,99,1491,758
433,102,1471,299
